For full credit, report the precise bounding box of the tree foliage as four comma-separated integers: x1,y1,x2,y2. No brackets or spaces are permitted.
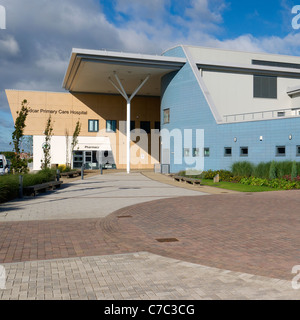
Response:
11,99,29,174
41,115,54,170
70,120,81,166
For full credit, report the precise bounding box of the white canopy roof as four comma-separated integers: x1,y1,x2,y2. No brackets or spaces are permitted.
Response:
62,48,186,96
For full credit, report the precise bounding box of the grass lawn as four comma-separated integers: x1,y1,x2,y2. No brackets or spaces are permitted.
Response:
201,179,278,192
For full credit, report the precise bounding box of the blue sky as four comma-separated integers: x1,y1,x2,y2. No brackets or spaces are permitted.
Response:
0,0,300,150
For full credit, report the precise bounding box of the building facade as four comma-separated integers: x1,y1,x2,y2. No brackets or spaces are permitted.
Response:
6,45,300,173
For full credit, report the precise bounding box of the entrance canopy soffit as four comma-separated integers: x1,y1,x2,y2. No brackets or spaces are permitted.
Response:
62,48,186,97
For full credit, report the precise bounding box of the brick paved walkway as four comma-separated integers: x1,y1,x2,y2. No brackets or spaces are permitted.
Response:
0,173,299,299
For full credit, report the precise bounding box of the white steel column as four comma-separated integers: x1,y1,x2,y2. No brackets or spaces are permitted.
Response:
109,73,150,174
126,101,131,174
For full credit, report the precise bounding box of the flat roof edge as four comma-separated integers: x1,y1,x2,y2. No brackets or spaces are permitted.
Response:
70,48,186,63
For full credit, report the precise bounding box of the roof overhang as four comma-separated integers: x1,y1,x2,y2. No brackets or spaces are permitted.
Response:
287,85,300,97
63,49,186,96
196,60,300,78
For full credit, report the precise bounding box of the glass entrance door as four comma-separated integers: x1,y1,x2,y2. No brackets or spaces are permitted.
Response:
85,151,92,169
73,151,83,169
73,150,100,169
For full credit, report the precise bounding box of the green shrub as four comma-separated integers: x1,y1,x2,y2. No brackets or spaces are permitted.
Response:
231,162,254,177
58,164,71,173
0,169,56,203
200,170,233,181
253,162,270,179
269,161,277,180
291,161,297,180
0,175,19,203
240,176,300,190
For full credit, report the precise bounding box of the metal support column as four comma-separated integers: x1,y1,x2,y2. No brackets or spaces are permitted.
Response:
109,73,150,174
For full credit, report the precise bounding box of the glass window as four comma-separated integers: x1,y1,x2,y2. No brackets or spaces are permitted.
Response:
277,112,285,117
88,120,99,132
297,146,300,156
0,159,3,168
276,146,286,157
253,75,277,99
204,148,210,157
140,121,151,134
240,147,248,157
184,148,190,157
224,147,232,157
155,121,161,131
125,121,135,133
163,109,170,124
193,148,199,157
130,121,135,132
106,120,117,132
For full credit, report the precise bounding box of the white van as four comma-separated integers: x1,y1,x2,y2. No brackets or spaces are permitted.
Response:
0,154,8,175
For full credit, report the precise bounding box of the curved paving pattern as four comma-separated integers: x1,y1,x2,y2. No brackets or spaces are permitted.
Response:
96,191,300,281
0,173,299,299
0,191,299,280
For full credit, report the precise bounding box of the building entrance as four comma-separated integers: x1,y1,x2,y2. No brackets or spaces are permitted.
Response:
73,150,116,169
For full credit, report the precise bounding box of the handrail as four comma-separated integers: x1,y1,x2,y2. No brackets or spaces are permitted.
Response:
224,107,300,123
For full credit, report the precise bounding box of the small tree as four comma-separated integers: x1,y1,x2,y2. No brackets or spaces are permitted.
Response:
70,121,81,167
41,115,54,170
11,99,29,174
65,128,70,167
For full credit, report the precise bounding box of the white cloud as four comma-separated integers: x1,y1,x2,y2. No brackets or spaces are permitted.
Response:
0,35,19,56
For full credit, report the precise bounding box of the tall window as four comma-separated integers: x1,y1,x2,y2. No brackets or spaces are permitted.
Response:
88,120,99,132
253,75,277,99
106,120,117,132
155,121,161,131
140,121,151,134
125,121,135,133
204,148,210,157
163,108,170,124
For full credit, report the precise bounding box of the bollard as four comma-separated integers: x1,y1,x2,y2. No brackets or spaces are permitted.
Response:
100,164,103,175
56,169,60,182
81,165,84,180
19,175,23,199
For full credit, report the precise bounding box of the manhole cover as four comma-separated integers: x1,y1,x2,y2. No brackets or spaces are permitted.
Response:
156,238,179,243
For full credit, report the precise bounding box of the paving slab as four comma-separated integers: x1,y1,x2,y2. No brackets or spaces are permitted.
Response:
0,172,299,300
0,172,207,222
0,252,299,300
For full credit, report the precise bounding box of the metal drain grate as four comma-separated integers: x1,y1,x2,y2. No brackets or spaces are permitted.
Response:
156,238,179,243
117,215,132,219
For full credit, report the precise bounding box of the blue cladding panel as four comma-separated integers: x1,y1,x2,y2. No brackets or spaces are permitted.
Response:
161,47,300,173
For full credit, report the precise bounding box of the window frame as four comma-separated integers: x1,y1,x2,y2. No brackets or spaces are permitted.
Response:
253,75,277,99
192,148,200,157
276,146,286,157
204,147,210,157
224,147,232,157
88,119,99,132
163,108,170,124
106,120,117,133
184,148,190,157
140,121,151,134
240,147,249,157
